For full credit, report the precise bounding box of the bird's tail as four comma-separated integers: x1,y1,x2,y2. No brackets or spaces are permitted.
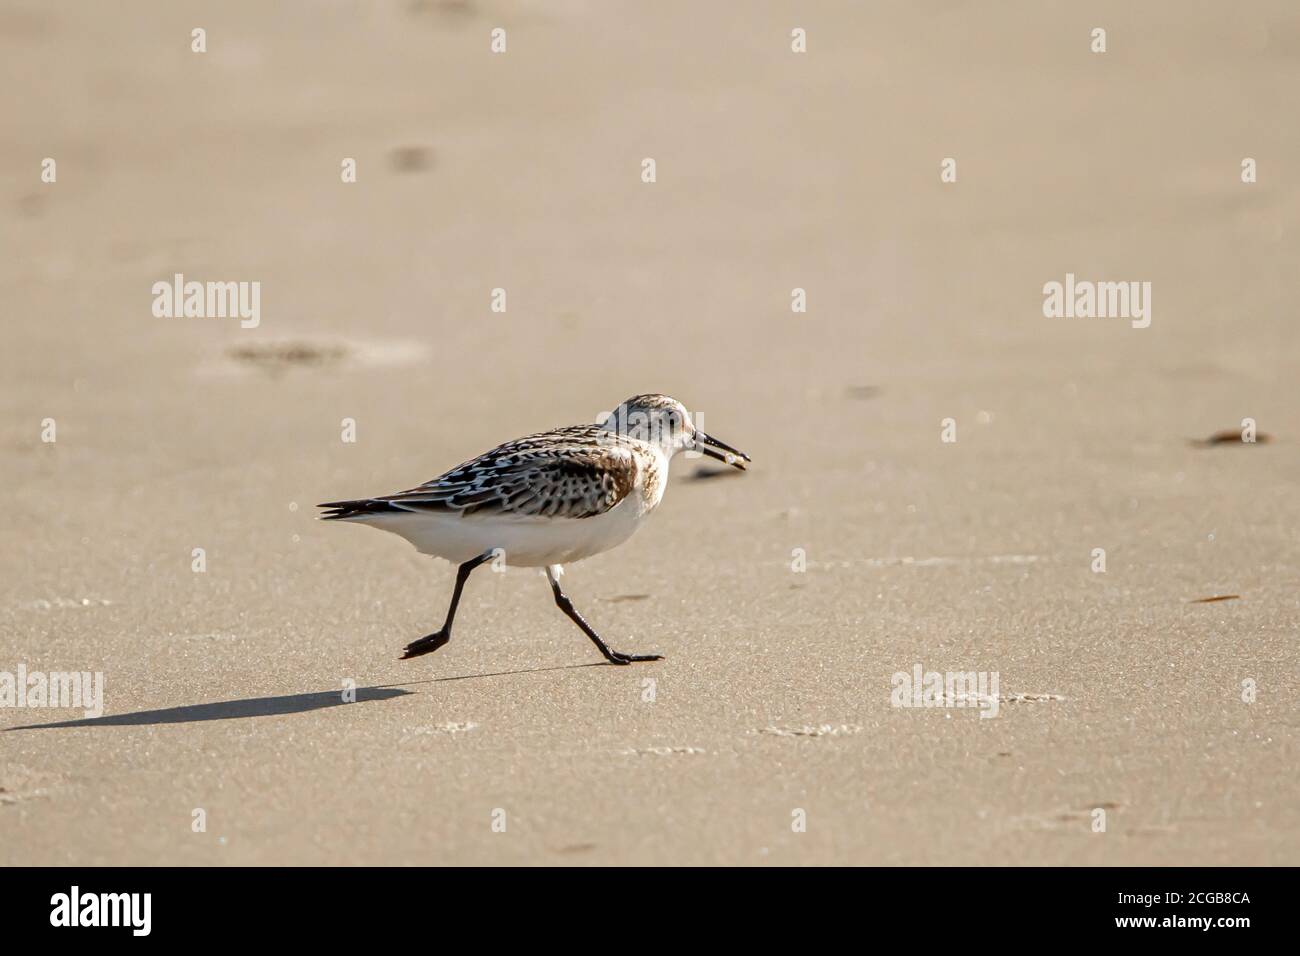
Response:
317,499,405,521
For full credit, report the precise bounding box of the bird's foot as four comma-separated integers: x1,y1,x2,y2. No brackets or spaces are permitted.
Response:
606,651,664,665
400,630,450,660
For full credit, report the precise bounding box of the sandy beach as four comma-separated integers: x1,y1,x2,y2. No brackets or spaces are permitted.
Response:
2,1,1297,865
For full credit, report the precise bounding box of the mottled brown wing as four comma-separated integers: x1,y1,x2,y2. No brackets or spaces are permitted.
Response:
381,435,639,520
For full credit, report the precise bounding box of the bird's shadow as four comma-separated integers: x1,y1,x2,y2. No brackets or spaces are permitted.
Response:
3,662,608,731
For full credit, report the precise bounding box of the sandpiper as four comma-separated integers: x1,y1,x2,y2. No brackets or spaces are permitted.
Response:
319,394,749,664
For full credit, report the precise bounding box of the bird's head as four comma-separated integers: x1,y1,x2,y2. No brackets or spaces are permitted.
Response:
599,394,750,469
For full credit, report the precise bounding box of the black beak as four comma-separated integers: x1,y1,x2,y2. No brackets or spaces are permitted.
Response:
695,431,750,470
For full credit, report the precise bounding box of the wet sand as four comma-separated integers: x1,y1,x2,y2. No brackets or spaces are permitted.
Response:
1,1,1297,865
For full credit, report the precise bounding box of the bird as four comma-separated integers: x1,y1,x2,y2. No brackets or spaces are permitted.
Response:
319,394,749,665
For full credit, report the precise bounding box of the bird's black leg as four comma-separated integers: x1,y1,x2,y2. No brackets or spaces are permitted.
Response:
545,565,663,665
401,551,494,660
